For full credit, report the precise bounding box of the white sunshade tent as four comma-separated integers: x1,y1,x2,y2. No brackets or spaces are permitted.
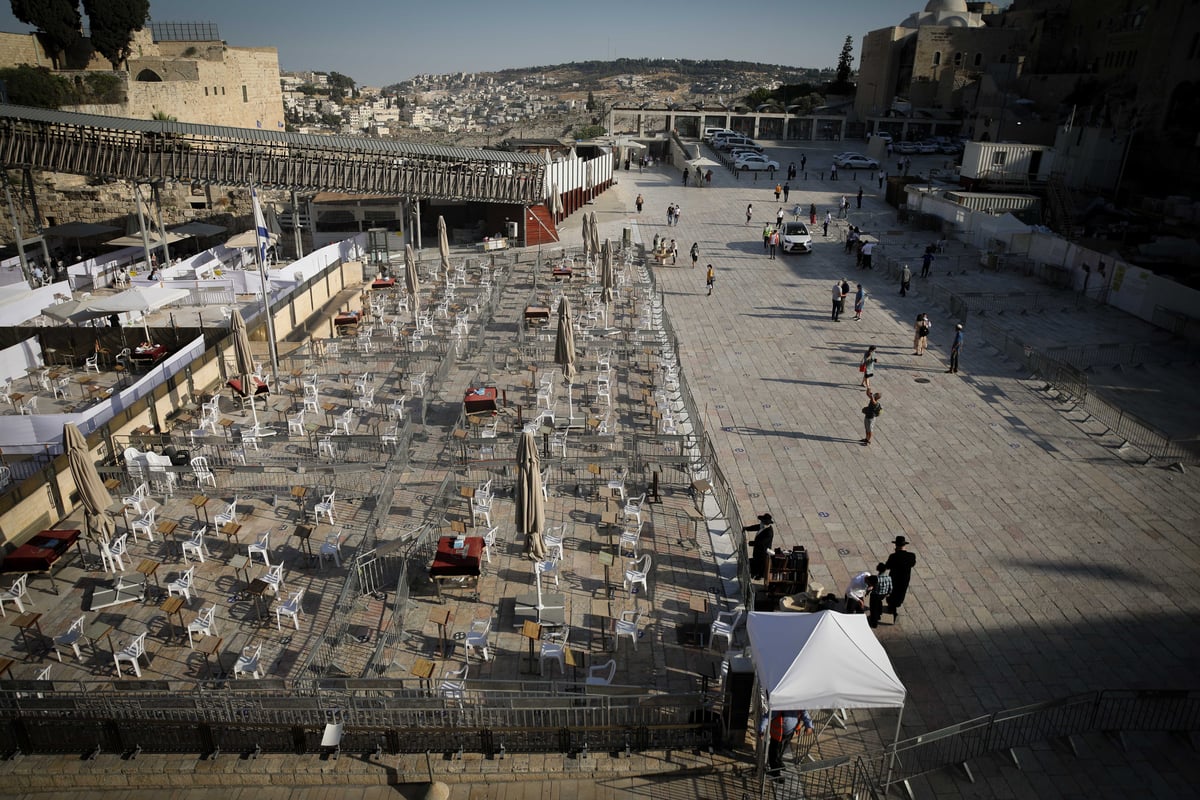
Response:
85,286,191,316
746,610,907,784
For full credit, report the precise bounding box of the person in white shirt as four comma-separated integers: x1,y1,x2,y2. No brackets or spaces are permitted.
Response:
844,571,877,614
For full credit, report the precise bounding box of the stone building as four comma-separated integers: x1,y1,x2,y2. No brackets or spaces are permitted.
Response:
0,25,284,131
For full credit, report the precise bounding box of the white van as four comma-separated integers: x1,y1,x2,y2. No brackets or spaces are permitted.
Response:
704,127,735,142
717,135,757,151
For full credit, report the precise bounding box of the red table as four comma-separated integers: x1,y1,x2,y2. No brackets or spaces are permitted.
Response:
0,529,82,595
429,536,483,601
552,268,573,281
524,306,550,327
130,343,168,368
370,278,396,289
463,387,498,415
226,377,270,397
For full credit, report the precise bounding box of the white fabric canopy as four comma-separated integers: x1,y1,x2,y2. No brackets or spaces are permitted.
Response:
85,286,191,314
747,610,906,711
227,229,279,249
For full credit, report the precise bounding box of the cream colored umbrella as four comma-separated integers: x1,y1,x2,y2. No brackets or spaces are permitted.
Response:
230,308,255,389
600,239,615,305
589,212,601,255
516,431,546,560
63,423,115,545
405,243,420,322
554,296,578,425
437,216,451,279
581,214,591,259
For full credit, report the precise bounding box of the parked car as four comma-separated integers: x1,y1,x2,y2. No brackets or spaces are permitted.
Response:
834,154,879,170
916,141,940,154
779,221,813,254
733,153,781,171
871,131,893,143
728,144,766,158
704,127,736,141
718,136,758,151
939,141,963,155
893,141,919,155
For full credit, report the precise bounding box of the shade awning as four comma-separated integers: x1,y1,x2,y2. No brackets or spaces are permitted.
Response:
85,286,191,314
171,221,228,237
747,610,906,711
226,229,280,249
104,231,190,248
41,222,119,238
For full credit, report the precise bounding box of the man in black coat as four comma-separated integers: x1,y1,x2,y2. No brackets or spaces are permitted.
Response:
744,513,775,580
884,535,917,619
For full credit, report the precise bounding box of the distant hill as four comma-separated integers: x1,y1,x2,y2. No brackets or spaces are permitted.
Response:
491,58,822,82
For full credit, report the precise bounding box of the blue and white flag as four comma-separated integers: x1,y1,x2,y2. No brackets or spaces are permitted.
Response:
251,183,269,267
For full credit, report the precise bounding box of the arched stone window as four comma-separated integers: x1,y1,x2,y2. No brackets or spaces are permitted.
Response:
933,51,942,66
135,69,162,82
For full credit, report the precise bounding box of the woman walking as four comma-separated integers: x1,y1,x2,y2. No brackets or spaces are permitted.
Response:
746,203,753,225
853,284,867,321
861,389,882,446
859,345,878,389
913,313,931,355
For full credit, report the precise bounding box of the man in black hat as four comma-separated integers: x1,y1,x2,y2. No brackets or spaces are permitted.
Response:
884,536,916,620
744,513,775,581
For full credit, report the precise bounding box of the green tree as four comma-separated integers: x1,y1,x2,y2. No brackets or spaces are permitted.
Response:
0,65,72,107
9,0,83,68
744,87,774,107
82,0,150,69
573,123,605,139
833,35,855,93
327,71,355,102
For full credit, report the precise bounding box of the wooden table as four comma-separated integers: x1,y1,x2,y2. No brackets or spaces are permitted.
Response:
104,478,122,492
196,634,224,678
160,595,186,643
156,520,179,556
0,657,14,678
520,620,543,674
290,485,308,517
429,607,453,658
246,578,270,621
220,522,242,554
293,523,316,561
75,374,93,398
411,657,436,690
190,495,210,525
136,558,162,594
11,612,45,656
229,553,251,588
688,596,709,647
85,620,115,657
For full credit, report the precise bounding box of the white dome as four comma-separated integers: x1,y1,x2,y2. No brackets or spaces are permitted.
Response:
924,0,968,12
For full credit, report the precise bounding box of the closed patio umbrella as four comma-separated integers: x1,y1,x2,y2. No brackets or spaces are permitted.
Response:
63,422,115,545
516,431,546,560
405,243,420,322
437,216,451,280
581,214,591,259
600,239,615,305
589,212,601,256
230,308,255,390
554,296,578,425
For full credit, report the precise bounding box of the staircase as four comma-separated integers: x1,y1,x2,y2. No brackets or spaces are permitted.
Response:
524,204,559,248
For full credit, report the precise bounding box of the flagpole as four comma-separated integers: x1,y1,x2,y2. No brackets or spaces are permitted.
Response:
250,178,280,392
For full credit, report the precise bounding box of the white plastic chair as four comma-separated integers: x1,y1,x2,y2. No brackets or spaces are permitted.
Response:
614,611,641,651
275,588,304,631
623,493,646,526
261,563,285,595
181,525,209,563
619,524,641,558
105,534,129,572
606,468,628,500
113,631,148,677
122,482,149,515
387,395,407,421
129,506,156,543
287,410,305,436
0,574,32,617
471,494,492,528
586,659,617,686
439,663,468,705
167,565,195,602
84,353,101,373
187,605,217,649
190,457,216,488
51,375,70,399
539,626,570,676
313,491,336,524
247,530,271,566
536,557,560,589
333,409,354,435
319,530,344,568
408,372,427,398
710,609,743,651
542,527,565,561
624,554,652,597
214,497,238,528
481,526,498,563
53,614,87,662
234,642,263,679
465,617,493,662
318,435,337,459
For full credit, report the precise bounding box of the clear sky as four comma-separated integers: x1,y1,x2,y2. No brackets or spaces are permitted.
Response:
0,0,926,87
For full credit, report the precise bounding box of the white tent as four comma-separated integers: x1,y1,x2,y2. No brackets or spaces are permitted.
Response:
747,610,907,787
747,610,906,711
85,286,191,315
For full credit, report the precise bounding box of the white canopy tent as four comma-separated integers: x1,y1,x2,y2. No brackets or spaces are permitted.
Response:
85,286,191,316
746,610,907,785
